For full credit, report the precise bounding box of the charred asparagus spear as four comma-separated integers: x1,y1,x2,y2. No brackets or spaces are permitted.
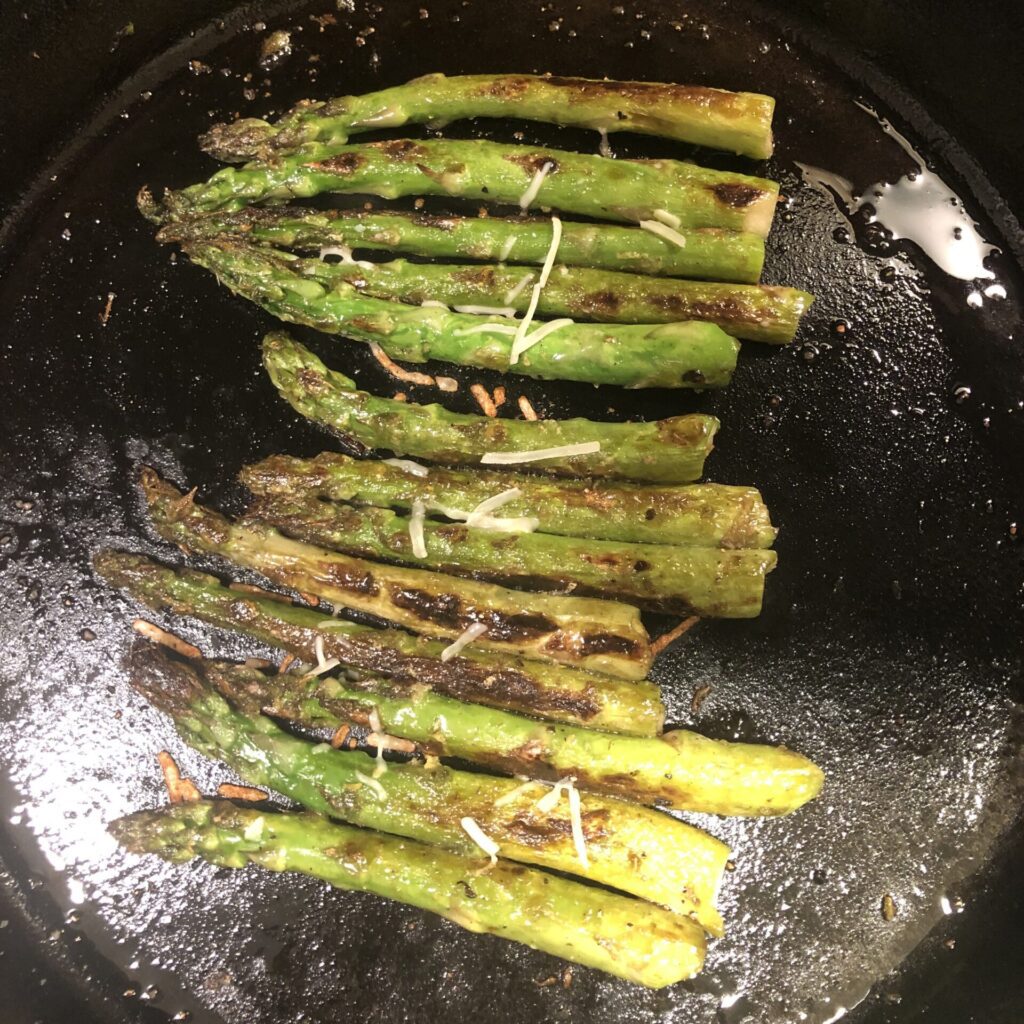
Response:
158,207,766,284
142,137,779,235
141,469,653,680
180,236,807,347
111,800,707,988
200,72,775,162
241,452,776,550
263,332,718,484
216,659,825,817
184,241,741,388
245,491,777,617
130,645,730,932
94,551,665,736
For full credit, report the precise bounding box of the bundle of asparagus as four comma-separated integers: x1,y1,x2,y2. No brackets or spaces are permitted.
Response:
106,72,824,988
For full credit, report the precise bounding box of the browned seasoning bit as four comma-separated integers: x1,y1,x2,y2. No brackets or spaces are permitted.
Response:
295,590,321,607
393,391,407,402
943,938,956,950
562,967,573,989
691,683,713,715
99,292,116,326
650,615,700,657
242,657,274,670
279,652,297,673
413,197,425,209
725,860,737,872
518,395,539,420
470,383,499,417
435,376,459,392
157,751,201,804
369,342,436,386
216,783,268,802
330,723,351,749
132,619,201,659
492,385,507,409
534,975,559,988
171,486,198,515
881,893,897,921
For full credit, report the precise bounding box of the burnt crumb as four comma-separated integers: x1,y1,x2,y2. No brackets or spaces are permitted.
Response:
633,560,651,572
710,182,766,209
881,893,897,921
506,153,560,175
690,683,713,714
682,369,706,384
644,508,657,521
457,879,478,899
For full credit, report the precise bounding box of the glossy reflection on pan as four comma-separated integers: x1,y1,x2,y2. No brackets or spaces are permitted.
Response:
0,1,1022,1023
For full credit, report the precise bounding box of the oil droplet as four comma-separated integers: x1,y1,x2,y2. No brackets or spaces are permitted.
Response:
855,103,998,280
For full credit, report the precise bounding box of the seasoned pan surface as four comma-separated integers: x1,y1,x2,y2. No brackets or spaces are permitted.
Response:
0,1,1022,1022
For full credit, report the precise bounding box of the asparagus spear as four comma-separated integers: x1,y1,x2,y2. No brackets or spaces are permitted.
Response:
180,236,807,347
143,137,779,235
200,72,775,162
245,491,777,617
129,645,730,932
185,240,741,388
215,659,824,817
94,551,665,736
141,469,653,680
241,452,777,550
263,332,718,484
111,800,707,988
158,207,766,284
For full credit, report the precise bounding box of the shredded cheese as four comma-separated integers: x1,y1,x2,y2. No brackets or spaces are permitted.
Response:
652,208,682,230
510,217,562,364
382,457,429,477
318,244,374,270
518,161,555,210
498,236,517,261
369,707,388,778
441,622,488,662
314,635,328,669
535,777,572,813
305,635,341,678
639,219,688,248
597,127,613,158
493,779,544,807
454,323,519,337
466,487,522,522
420,299,449,309
429,502,539,534
566,780,590,869
460,816,499,864
504,272,535,305
408,499,427,558
354,769,387,800
515,317,575,360
481,441,600,465
435,376,459,392
453,304,516,317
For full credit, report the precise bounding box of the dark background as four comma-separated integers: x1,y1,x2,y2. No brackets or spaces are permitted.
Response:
0,2,1022,1022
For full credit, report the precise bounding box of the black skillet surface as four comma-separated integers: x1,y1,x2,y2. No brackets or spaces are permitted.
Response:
1,1,1023,1022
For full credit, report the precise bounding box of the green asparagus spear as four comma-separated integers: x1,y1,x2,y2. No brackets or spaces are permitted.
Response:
129,645,730,932
141,469,653,680
244,491,776,617
215,660,824,817
200,72,775,162
94,551,665,735
143,137,779,235
111,800,707,987
263,332,718,484
180,235,807,347
241,452,776,550
185,240,740,388
158,207,766,283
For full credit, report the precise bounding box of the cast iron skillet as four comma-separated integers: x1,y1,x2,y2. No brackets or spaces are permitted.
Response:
1,1,1022,1022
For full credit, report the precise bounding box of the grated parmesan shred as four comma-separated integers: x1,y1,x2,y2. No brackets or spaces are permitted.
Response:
455,323,519,337
369,708,388,778
510,217,562,365
460,816,499,864
493,779,544,807
517,161,555,210
318,244,374,270
514,317,575,360
639,219,688,248
566,779,591,869
504,272,535,305
440,622,488,662
383,457,430,477
453,304,516,317
420,299,450,309
466,487,522,522
354,769,387,800
652,208,682,230
408,499,427,558
498,236,517,262
481,441,600,465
